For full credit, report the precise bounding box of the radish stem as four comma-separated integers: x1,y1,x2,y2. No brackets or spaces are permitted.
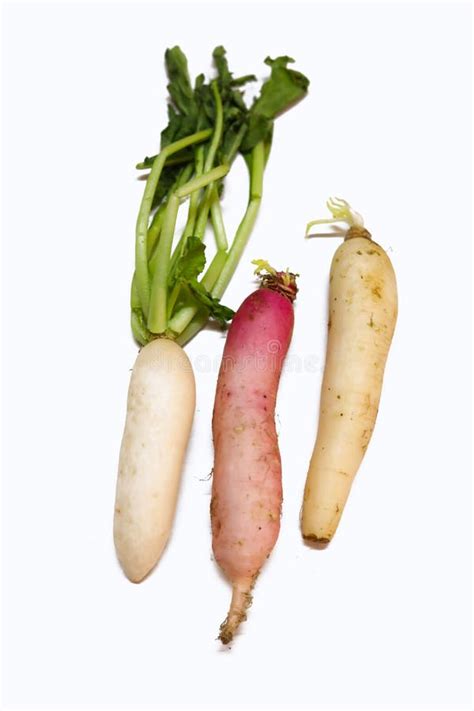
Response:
175,165,229,199
147,164,194,259
192,82,224,240
147,165,229,333
201,249,227,291
203,81,224,173
131,309,151,346
135,129,212,316
169,141,265,336
210,187,228,250
147,193,180,333
168,147,205,275
212,141,264,298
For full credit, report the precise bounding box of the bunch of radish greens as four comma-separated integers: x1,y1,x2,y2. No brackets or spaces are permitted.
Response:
131,46,309,346
114,48,309,587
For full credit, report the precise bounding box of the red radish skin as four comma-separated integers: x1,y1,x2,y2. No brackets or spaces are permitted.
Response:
211,266,297,644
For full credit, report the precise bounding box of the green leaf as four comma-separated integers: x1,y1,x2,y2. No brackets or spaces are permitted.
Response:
164,47,195,116
241,114,269,154
160,48,207,148
257,56,309,117
151,46,254,164
194,81,215,125
212,46,254,158
241,55,309,153
231,74,258,87
213,46,233,87
213,47,256,108
187,279,234,326
173,235,206,282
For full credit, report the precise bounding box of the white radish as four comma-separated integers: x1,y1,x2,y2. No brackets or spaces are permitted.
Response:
302,199,398,546
114,338,195,582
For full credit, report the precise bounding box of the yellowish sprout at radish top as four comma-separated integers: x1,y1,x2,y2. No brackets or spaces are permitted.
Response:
306,197,365,234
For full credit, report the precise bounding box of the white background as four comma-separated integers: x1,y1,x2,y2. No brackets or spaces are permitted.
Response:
2,2,472,710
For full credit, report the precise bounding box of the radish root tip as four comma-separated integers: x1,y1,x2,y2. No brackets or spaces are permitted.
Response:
218,578,257,645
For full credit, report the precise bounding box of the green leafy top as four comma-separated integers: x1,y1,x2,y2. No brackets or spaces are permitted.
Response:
131,47,309,346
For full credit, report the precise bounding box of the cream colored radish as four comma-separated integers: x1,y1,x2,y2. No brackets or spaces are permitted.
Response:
114,338,195,582
302,199,397,546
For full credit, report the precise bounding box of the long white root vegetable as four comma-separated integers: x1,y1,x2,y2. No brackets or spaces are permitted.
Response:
302,199,398,546
114,339,195,582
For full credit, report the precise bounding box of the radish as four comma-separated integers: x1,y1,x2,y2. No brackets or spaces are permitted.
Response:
211,261,297,644
114,47,309,582
114,339,195,582
301,198,398,546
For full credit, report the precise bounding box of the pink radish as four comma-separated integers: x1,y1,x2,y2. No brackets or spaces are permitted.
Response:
211,261,297,644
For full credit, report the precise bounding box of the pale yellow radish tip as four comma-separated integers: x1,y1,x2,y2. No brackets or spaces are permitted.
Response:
306,197,365,237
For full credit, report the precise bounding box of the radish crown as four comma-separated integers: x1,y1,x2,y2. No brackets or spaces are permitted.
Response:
252,259,298,302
